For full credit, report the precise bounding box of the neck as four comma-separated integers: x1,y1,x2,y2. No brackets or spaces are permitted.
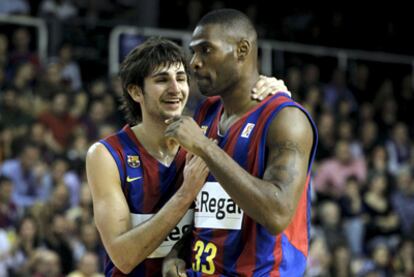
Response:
131,116,179,165
221,70,260,116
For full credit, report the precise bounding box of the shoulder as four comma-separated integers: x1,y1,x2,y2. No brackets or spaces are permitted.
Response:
267,106,314,146
86,142,112,165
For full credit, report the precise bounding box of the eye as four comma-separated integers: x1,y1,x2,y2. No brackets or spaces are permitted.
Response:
202,46,211,54
155,78,167,83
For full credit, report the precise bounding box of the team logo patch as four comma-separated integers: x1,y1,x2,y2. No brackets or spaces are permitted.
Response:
201,125,208,135
241,123,255,138
127,155,140,168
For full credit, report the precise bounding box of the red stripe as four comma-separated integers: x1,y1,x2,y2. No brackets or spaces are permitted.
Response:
124,126,160,213
106,135,126,182
283,175,310,256
210,229,228,274
111,267,126,277
235,216,257,276
207,105,222,140
270,234,282,277
195,96,221,124
144,259,163,277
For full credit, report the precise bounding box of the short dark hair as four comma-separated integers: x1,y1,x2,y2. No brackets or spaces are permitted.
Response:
118,37,190,124
197,9,257,42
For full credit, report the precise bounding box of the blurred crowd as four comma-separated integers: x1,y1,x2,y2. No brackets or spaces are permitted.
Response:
1,1,414,277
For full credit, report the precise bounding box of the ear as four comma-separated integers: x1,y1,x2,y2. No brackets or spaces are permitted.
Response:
127,84,143,103
236,39,251,61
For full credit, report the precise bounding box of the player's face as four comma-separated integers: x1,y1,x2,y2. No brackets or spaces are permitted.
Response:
189,24,240,96
141,62,189,120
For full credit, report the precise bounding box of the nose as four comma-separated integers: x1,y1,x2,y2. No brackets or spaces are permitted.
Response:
190,54,202,71
169,79,180,93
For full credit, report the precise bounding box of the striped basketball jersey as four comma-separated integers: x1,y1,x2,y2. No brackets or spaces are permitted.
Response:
187,93,318,277
100,125,190,277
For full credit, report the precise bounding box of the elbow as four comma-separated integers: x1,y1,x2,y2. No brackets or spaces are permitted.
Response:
106,245,139,274
262,213,292,235
111,256,135,274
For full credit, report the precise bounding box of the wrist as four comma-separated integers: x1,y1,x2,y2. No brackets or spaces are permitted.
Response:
193,137,215,159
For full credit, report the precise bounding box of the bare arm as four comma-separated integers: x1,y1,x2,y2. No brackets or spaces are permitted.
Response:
165,107,314,234
86,143,208,273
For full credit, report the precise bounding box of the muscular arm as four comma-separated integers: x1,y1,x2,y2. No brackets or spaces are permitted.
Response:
86,143,207,274
191,107,313,234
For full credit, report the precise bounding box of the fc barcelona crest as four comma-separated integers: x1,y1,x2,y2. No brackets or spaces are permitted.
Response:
201,125,208,135
127,155,140,168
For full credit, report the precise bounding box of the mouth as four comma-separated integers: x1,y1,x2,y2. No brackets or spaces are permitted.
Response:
161,99,182,109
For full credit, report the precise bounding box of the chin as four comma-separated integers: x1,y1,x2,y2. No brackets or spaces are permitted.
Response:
200,87,217,97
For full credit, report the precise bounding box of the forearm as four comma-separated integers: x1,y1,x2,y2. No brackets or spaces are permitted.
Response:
197,142,288,233
100,188,196,273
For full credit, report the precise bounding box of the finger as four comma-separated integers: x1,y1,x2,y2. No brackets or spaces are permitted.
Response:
176,259,187,277
185,152,194,166
164,116,181,125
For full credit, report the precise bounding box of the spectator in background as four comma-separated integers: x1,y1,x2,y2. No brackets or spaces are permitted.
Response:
39,0,78,20
323,68,358,113
331,244,352,277
10,62,37,115
336,120,362,158
392,239,414,276
359,120,380,156
363,174,400,249
35,62,68,113
302,85,323,119
38,92,80,149
8,28,39,73
81,99,112,141
339,177,366,256
55,43,82,91
43,213,75,275
386,122,411,176
369,243,393,276
7,215,45,276
367,145,391,181
0,142,51,207
0,34,8,69
28,248,63,277
314,139,367,199
68,252,104,277
29,183,71,240
0,175,19,229
47,157,81,207
391,167,414,238
66,130,89,175
316,201,348,252
349,63,371,103
316,110,336,160
0,0,30,15
72,223,105,269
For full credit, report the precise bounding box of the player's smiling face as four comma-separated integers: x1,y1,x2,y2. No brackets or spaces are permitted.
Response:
141,62,189,120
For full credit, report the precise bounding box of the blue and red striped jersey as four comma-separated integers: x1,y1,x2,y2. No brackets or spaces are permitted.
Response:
99,125,189,277
188,93,318,277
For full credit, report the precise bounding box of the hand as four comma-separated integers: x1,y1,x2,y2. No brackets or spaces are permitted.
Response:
182,153,209,193
162,257,187,277
251,75,291,101
164,116,210,155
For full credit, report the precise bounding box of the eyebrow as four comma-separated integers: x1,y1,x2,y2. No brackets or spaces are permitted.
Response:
150,70,187,78
189,40,211,50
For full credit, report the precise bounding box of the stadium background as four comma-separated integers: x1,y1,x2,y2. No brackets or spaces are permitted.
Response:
0,1,413,276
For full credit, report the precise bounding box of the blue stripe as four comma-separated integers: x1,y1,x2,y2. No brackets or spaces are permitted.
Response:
253,225,277,277
279,234,306,277
157,162,178,206
99,139,126,184
222,230,243,275
117,129,145,213
259,101,295,175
